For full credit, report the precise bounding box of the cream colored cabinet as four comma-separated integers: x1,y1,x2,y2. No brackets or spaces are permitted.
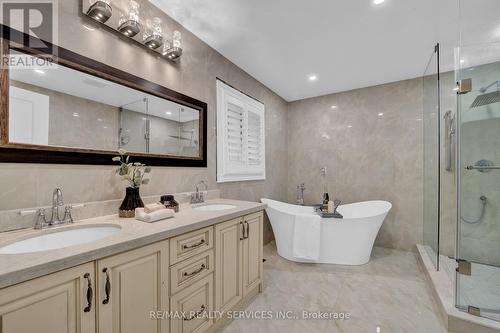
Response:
97,240,169,333
215,212,263,315
170,274,214,333
242,212,263,296
0,262,96,333
0,210,264,333
215,218,244,314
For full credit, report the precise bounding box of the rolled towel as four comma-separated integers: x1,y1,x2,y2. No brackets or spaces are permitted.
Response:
135,207,175,223
144,202,166,213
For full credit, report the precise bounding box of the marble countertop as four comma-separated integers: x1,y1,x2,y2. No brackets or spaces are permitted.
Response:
0,199,266,289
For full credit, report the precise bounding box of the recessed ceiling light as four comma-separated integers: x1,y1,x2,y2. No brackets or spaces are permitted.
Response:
34,69,45,75
330,105,337,109
72,112,79,117
373,0,385,4
308,74,318,82
347,125,353,128
378,112,384,116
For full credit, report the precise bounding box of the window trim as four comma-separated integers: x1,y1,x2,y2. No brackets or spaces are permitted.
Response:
216,80,266,183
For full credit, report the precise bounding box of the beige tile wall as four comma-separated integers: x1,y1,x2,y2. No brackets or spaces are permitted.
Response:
287,79,424,251
0,1,435,252
0,0,288,244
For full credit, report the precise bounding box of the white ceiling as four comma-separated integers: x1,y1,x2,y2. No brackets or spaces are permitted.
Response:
150,0,500,101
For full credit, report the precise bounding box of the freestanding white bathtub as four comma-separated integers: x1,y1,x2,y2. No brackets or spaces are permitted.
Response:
261,199,392,265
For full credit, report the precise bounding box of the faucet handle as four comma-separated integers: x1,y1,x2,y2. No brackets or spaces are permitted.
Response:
34,208,47,229
63,205,74,224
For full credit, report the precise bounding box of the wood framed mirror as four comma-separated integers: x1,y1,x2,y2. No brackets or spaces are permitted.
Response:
0,25,207,167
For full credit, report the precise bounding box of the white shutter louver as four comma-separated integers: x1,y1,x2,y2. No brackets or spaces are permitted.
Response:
226,102,244,162
217,80,266,182
246,110,261,166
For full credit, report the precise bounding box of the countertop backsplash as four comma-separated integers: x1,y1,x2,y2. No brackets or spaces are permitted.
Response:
0,189,221,233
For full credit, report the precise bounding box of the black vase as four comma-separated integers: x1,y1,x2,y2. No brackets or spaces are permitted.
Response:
119,187,144,218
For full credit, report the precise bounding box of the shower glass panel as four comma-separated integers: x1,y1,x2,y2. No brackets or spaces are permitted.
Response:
423,44,441,269
456,41,500,321
119,99,148,153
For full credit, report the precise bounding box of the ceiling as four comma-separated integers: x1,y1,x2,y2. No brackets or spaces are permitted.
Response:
150,0,460,101
150,0,500,101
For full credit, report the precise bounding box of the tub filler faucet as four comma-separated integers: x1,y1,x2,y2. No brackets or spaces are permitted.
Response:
296,183,306,205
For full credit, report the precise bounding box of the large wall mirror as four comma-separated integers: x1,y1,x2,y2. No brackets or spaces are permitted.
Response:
0,27,207,166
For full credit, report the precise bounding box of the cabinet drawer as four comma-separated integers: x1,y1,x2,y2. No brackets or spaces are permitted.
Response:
170,274,213,333
170,227,213,265
170,250,214,295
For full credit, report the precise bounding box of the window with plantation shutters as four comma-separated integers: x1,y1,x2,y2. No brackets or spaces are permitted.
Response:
216,80,266,182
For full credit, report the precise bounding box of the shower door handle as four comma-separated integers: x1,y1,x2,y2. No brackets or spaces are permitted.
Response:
444,110,455,172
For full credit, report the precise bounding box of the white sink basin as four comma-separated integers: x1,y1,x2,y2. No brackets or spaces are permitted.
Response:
193,204,237,212
0,225,121,254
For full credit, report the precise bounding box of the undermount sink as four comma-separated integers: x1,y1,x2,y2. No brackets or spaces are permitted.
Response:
193,204,237,212
0,225,121,254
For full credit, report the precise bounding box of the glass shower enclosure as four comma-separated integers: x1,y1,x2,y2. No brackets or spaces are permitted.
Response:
455,41,500,321
423,44,441,270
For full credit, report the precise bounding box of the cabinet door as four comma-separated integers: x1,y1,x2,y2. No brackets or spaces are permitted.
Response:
242,212,263,296
170,274,213,333
0,262,95,333
215,218,243,314
97,240,169,333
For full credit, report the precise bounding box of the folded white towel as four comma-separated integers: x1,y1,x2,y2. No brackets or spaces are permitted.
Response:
144,203,165,213
292,213,321,260
135,207,175,223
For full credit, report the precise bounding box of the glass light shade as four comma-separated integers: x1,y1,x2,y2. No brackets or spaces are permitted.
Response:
173,30,181,48
127,0,139,23
151,17,162,38
87,0,112,23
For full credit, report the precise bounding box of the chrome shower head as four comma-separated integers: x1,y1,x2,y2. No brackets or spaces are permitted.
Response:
471,81,500,108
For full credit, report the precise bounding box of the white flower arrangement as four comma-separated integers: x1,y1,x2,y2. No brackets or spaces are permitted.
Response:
112,149,151,188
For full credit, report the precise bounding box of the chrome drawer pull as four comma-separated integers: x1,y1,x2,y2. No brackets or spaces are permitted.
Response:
183,305,206,321
182,239,205,250
183,264,206,277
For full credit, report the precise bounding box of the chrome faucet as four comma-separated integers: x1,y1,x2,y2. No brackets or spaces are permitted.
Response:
35,188,74,229
296,183,306,205
191,180,208,204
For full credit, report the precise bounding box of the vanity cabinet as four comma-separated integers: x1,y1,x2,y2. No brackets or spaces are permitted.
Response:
0,262,96,333
0,210,264,333
215,211,263,316
97,240,169,333
242,212,263,296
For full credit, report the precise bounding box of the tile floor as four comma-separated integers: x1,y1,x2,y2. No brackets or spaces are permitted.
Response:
222,241,448,333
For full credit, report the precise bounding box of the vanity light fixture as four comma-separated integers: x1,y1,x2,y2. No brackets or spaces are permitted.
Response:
82,0,182,62
118,0,141,38
87,0,112,23
162,30,183,61
143,17,163,49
